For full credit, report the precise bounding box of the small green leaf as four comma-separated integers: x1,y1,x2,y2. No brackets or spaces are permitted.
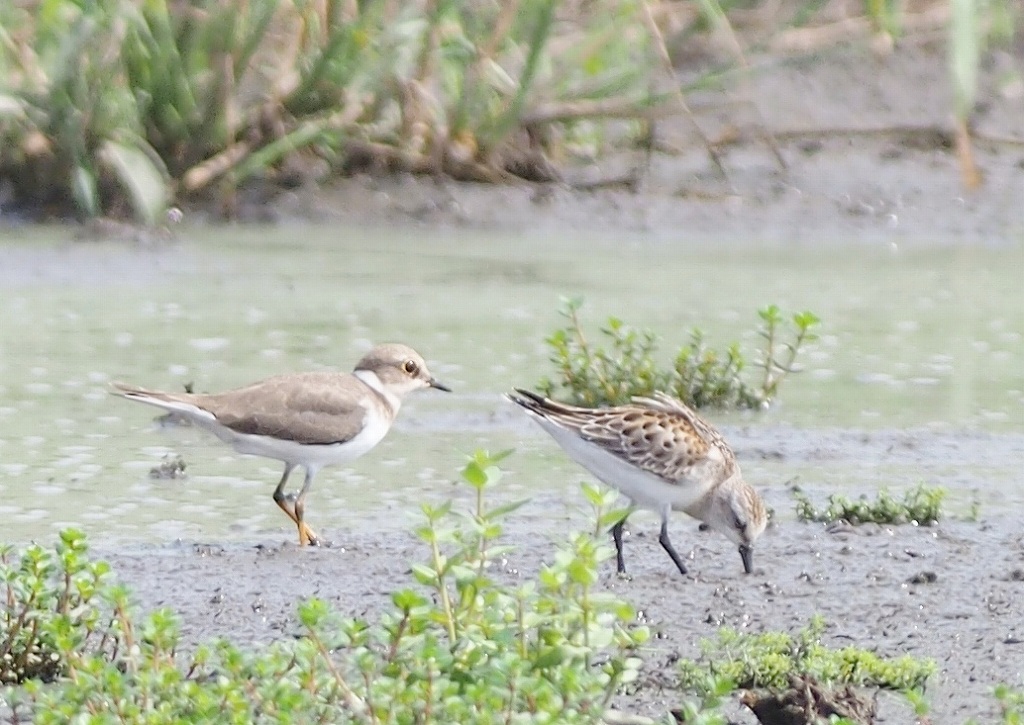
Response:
486,498,530,520
97,139,169,225
462,460,488,488
392,588,427,611
411,563,439,585
71,165,99,217
0,94,25,119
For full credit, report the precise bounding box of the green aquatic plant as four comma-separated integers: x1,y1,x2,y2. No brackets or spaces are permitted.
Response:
0,0,170,222
677,616,936,708
793,484,946,526
0,0,660,218
993,683,1024,724
0,529,115,685
965,684,1024,725
538,297,820,409
4,450,651,723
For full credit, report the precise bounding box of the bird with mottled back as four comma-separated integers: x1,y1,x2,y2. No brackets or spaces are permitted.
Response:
506,388,766,577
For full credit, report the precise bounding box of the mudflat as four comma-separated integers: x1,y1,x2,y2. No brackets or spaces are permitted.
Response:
91,424,1024,724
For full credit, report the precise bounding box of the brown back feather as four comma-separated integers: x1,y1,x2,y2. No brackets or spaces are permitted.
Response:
510,389,737,484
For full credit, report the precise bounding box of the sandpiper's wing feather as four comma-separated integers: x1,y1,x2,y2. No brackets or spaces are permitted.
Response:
508,388,737,485
114,373,375,445
634,392,739,470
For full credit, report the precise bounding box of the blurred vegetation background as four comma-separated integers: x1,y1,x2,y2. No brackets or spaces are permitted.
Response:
0,0,1017,223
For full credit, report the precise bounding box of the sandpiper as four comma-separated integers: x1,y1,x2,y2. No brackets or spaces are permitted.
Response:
113,344,450,545
506,389,766,576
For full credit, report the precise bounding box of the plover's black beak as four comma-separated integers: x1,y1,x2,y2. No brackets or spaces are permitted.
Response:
429,378,452,392
739,543,754,574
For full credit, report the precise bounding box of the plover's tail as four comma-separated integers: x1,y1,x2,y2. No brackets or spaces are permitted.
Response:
111,382,215,422
111,382,183,403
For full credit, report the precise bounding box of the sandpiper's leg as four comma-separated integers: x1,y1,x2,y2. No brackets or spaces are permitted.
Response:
611,515,629,574
658,510,688,576
293,467,320,547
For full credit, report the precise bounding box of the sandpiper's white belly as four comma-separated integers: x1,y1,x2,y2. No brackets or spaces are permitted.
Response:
540,421,707,512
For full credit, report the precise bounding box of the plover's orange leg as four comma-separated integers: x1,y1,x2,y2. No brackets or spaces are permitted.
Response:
272,464,320,546
295,513,320,547
272,464,299,520
292,466,321,547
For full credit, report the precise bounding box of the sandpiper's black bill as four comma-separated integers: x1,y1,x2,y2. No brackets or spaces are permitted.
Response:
739,543,754,574
429,378,452,392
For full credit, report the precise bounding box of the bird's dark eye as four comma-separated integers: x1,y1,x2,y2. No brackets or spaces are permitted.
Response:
732,512,746,531
403,360,419,375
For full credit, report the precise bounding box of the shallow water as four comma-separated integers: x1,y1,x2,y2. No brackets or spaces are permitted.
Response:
0,225,1021,543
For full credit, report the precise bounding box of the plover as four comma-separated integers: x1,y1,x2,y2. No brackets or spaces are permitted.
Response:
506,389,766,576
113,344,450,545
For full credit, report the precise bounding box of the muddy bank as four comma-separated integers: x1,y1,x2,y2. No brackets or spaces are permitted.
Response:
86,424,1024,725
219,42,1024,249
92,510,1024,724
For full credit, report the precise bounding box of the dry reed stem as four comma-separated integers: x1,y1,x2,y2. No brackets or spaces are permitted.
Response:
955,119,983,190
182,143,250,192
772,4,950,53
693,0,786,170
638,0,727,181
522,97,671,125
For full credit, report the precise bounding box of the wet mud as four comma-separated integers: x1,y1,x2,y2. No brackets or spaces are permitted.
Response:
91,424,1024,724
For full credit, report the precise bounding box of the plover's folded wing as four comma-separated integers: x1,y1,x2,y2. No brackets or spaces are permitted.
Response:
200,372,373,445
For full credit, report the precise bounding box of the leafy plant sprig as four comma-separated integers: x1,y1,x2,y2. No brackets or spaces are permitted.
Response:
4,451,653,723
677,615,936,697
992,683,1024,724
756,304,821,403
793,484,946,526
0,529,114,685
0,0,661,219
539,297,821,409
